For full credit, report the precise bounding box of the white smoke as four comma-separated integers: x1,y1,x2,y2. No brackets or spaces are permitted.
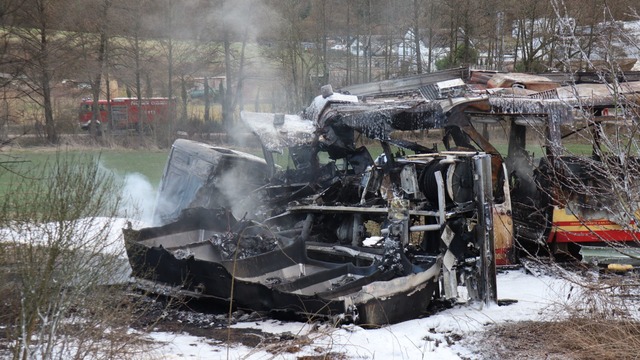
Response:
217,164,261,220
215,0,277,41
119,173,157,225
93,160,160,227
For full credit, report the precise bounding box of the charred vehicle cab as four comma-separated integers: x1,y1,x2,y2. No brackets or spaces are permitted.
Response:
339,69,640,264
124,82,498,325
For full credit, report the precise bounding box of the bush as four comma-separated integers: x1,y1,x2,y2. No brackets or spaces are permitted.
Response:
0,153,149,360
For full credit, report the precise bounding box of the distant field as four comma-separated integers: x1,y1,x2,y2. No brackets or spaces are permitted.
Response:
0,149,171,192
0,137,599,200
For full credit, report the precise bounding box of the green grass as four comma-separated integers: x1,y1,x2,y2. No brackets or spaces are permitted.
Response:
0,139,600,200
99,150,169,184
0,149,170,194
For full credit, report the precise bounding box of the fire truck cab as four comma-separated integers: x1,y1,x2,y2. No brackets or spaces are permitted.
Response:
78,97,175,131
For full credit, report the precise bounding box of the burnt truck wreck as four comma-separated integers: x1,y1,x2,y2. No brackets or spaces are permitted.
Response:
124,81,499,325
334,68,640,263
124,67,640,324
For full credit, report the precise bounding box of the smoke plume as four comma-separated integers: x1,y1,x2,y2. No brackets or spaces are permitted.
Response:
119,172,157,225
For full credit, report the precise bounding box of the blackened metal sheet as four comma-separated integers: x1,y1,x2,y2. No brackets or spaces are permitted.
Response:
338,67,469,97
318,101,445,140
124,207,442,325
153,139,270,225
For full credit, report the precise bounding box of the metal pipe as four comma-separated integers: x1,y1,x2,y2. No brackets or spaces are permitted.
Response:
435,170,446,225
409,224,442,232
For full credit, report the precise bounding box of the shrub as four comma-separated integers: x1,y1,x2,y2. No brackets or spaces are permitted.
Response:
0,153,149,360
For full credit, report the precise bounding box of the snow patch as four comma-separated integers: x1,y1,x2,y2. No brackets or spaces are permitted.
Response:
142,268,581,359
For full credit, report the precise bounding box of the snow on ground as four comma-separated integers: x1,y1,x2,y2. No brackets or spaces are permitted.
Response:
0,209,587,359
0,214,580,359
0,217,146,257
142,269,577,360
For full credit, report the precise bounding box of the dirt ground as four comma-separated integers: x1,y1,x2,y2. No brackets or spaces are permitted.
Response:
467,317,640,360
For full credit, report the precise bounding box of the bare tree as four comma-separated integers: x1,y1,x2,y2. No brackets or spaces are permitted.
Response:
7,0,76,143
206,0,254,130
73,0,113,139
0,0,24,141
157,0,181,145
266,0,314,111
511,0,557,71
412,0,424,73
115,0,154,140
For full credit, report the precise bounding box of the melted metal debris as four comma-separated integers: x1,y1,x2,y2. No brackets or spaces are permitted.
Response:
209,232,278,260
133,66,640,325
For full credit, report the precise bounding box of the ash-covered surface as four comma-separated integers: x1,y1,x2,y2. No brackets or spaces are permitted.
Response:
209,232,278,260
129,293,356,359
130,294,287,348
131,289,457,332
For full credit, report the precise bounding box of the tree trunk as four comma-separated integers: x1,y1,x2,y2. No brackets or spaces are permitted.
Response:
204,75,210,122
231,28,248,113
165,0,174,145
322,0,328,85
413,0,423,73
42,72,56,144
346,2,351,85
356,34,360,83
90,31,108,138
135,32,143,137
180,76,188,122
39,28,56,144
223,28,232,131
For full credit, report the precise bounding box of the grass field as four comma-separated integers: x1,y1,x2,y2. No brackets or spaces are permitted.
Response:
0,137,597,202
0,149,171,191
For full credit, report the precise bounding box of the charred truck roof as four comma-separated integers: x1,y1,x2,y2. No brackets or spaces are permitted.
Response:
124,67,640,325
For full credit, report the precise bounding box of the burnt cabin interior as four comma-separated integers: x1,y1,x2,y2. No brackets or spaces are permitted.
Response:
252,102,483,270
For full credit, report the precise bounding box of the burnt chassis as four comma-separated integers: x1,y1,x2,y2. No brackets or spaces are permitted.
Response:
124,96,499,325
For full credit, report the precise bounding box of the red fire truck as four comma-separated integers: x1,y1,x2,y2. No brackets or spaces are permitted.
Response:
79,97,176,130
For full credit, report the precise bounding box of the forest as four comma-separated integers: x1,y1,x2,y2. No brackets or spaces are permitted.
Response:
1,0,639,144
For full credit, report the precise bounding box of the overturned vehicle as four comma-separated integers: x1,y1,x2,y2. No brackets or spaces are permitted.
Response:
124,84,499,325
